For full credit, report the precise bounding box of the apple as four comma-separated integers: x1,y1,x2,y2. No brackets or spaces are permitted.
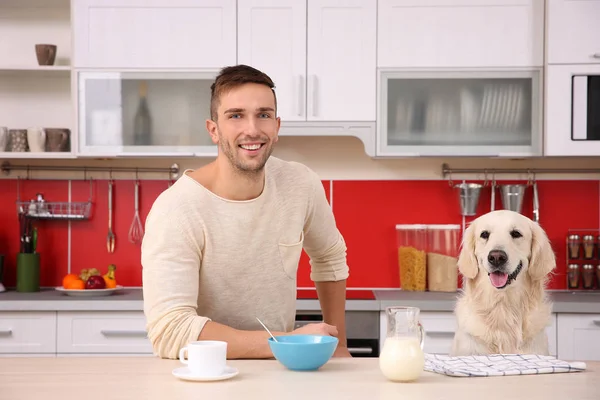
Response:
86,275,107,289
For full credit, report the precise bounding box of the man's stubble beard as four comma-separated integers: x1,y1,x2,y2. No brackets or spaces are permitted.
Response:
217,127,274,179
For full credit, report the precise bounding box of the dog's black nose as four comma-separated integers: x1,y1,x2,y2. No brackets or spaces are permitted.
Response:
488,250,508,267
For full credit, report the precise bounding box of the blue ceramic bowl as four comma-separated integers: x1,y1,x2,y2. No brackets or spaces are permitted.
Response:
268,334,338,371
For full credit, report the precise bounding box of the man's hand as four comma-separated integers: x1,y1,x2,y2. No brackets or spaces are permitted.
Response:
332,345,352,358
291,322,338,337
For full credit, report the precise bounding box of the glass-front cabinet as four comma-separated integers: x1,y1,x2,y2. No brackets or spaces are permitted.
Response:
76,71,218,157
377,69,542,156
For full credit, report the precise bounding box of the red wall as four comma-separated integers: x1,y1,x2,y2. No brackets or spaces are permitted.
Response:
0,178,597,290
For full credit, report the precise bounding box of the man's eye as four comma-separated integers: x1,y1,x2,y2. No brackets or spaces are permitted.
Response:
510,230,522,239
259,113,270,118
480,231,490,239
229,114,241,119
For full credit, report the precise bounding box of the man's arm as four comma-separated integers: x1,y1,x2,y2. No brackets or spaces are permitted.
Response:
301,168,351,356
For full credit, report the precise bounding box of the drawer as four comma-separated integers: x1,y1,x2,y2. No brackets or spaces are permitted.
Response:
557,313,600,361
420,311,456,355
0,311,57,354
57,311,153,354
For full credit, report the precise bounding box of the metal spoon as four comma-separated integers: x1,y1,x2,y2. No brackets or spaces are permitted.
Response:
256,317,278,342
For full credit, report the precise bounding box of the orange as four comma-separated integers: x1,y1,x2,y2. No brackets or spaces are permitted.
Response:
62,273,80,288
65,278,85,290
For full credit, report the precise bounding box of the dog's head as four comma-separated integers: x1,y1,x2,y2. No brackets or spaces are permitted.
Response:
457,210,556,290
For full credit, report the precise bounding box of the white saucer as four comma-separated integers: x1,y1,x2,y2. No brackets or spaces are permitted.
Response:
172,366,239,382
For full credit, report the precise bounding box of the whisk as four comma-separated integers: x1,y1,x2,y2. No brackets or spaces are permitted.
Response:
128,180,144,244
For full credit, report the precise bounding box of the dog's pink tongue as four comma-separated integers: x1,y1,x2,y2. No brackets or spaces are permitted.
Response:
490,272,508,288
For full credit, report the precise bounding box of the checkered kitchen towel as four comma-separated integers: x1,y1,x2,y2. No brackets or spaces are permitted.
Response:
424,353,587,377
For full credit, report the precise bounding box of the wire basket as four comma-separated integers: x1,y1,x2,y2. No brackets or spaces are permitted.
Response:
17,201,93,220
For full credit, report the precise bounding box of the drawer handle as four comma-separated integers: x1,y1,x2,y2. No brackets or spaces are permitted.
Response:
0,329,12,336
592,53,600,59
101,330,147,338
593,320,600,326
426,331,455,337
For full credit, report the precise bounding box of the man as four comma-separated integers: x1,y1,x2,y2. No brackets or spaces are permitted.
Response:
141,64,351,360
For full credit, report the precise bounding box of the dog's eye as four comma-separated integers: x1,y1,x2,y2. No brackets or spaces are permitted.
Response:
480,231,490,239
510,230,522,239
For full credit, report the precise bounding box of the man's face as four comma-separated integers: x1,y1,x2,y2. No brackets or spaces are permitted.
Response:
207,83,280,175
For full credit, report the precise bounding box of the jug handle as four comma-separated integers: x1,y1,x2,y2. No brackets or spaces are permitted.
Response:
418,321,425,350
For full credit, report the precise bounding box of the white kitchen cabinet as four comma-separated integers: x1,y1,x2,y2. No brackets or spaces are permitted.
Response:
379,311,557,356
377,0,544,68
547,0,600,65
237,0,376,123
72,0,236,68
0,311,57,355
377,69,543,156
544,64,600,156
57,311,153,354
75,70,218,157
557,313,600,361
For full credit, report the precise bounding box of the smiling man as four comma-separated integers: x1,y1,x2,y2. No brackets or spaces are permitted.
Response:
141,65,351,360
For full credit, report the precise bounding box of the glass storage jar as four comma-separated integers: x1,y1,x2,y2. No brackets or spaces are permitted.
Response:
396,224,427,291
426,224,460,292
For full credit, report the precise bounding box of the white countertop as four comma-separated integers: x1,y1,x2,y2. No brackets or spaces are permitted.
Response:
0,356,598,400
0,288,598,313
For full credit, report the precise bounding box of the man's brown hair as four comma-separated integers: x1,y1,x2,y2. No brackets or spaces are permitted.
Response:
210,64,277,121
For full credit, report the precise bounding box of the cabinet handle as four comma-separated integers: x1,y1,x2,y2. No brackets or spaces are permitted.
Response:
593,320,600,326
297,75,304,116
592,53,600,59
426,331,455,337
310,75,318,117
101,330,147,338
0,329,12,336
348,347,374,354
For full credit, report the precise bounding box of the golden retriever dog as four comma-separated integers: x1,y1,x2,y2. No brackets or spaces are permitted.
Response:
451,210,556,356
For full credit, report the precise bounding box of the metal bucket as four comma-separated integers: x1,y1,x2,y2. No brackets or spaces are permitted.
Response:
454,183,483,216
500,184,527,213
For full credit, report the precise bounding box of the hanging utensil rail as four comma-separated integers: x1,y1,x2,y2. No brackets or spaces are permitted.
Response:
442,163,600,178
1,161,180,180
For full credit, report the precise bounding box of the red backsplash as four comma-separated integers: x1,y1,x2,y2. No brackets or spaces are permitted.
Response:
0,178,597,290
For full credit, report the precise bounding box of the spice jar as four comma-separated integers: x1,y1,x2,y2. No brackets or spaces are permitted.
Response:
582,264,595,289
567,264,580,289
567,234,581,259
582,235,595,259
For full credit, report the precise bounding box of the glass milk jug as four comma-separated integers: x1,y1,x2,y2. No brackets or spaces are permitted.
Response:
379,306,425,382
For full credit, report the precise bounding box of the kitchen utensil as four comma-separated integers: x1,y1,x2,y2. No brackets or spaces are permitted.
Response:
0,254,5,293
500,184,527,214
490,174,496,211
454,182,482,217
32,227,38,253
268,335,337,371
532,180,539,223
128,180,144,244
256,317,278,342
106,180,115,253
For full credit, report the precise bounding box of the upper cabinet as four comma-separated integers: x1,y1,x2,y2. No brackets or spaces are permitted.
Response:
238,0,376,122
72,0,236,69
377,0,544,68
547,0,600,65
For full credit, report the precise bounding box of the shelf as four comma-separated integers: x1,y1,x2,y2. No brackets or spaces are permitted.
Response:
0,66,71,77
17,201,92,221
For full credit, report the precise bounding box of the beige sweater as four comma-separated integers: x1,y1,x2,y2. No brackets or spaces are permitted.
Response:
141,157,349,359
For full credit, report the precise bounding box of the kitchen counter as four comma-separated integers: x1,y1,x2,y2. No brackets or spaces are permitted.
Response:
0,357,598,400
0,288,598,313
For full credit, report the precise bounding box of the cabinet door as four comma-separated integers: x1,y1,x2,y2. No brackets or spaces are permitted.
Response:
547,0,600,64
73,0,236,68
307,0,376,121
237,0,306,121
377,0,544,68
557,313,600,361
545,64,600,156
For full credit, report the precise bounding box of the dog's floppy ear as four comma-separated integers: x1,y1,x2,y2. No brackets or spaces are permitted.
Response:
457,222,479,279
528,221,556,281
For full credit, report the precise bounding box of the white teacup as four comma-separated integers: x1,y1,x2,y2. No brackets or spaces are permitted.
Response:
179,340,227,377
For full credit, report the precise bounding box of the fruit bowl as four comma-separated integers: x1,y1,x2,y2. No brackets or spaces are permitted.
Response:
55,285,123,297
